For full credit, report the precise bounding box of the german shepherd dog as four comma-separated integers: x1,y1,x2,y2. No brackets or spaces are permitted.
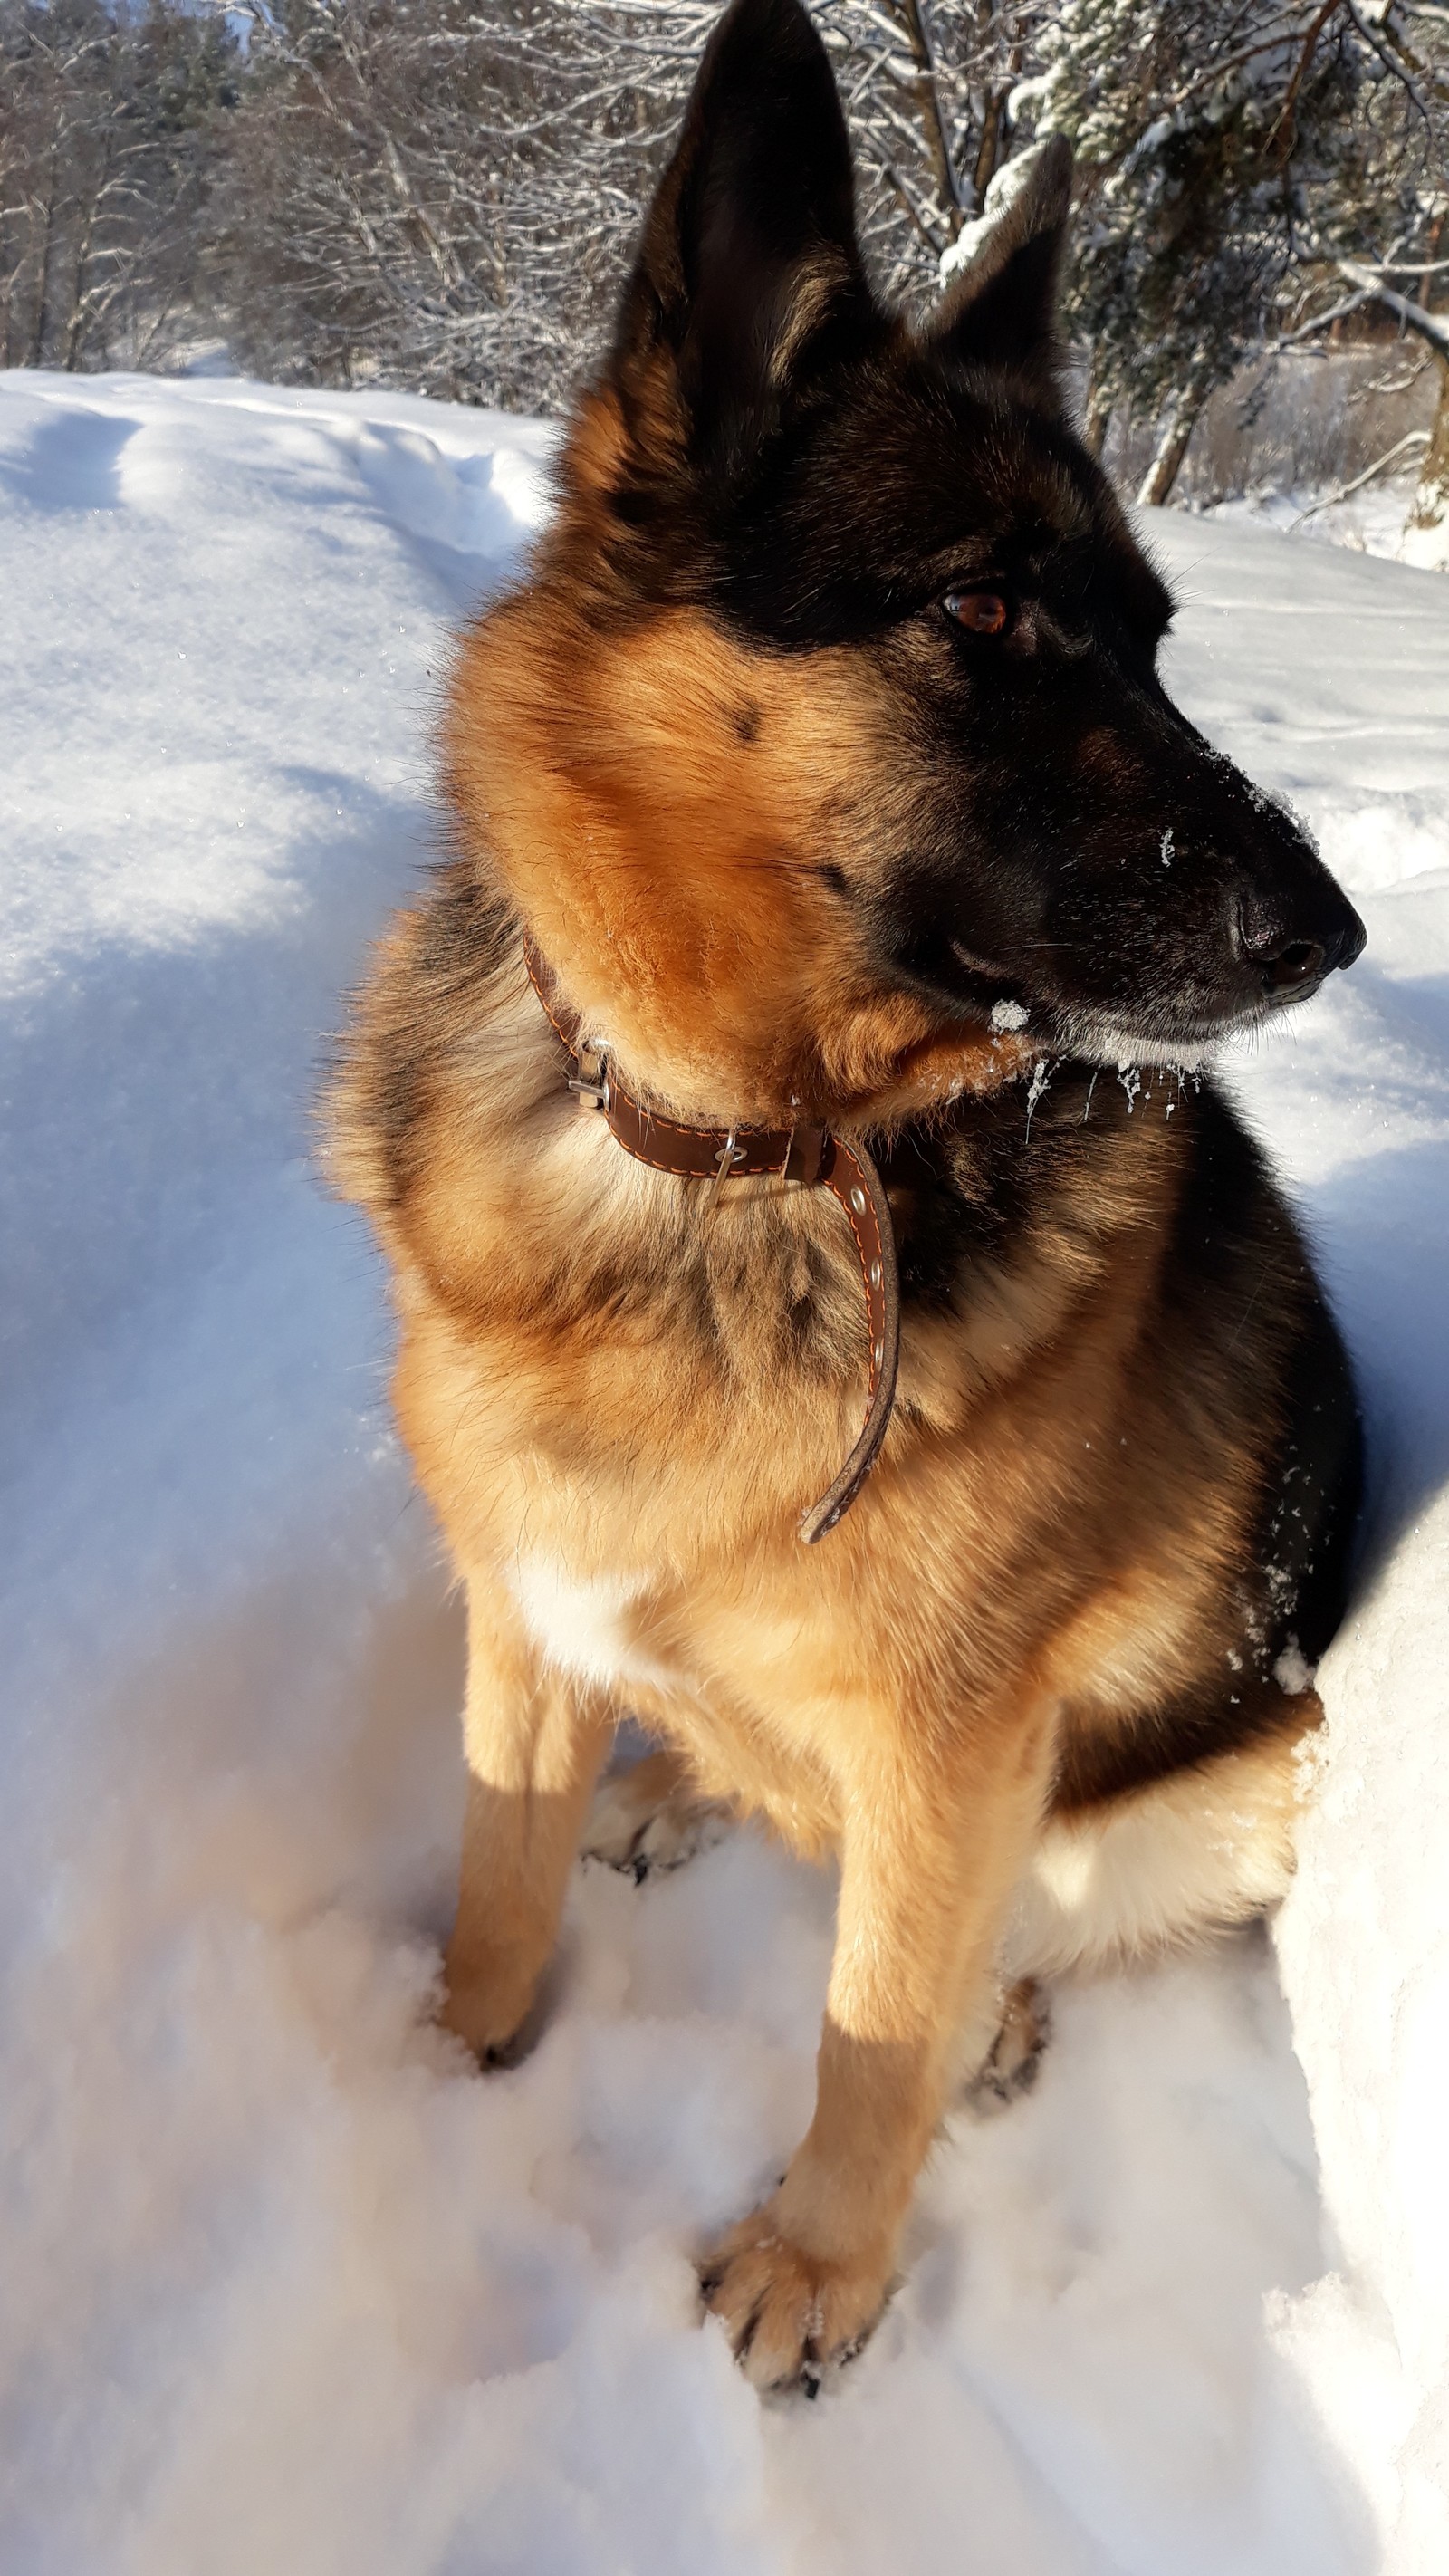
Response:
331,0,1366,2390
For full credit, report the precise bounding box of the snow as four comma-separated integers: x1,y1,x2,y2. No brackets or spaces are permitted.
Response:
1195,473,1433,566
2,365,1447,2573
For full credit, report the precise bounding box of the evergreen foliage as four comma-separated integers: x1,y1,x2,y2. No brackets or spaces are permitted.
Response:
1013,2,1447,497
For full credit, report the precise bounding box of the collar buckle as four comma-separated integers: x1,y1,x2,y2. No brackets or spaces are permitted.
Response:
568,1040,610,1114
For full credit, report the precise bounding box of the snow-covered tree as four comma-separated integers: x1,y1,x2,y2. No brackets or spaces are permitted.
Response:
0,0,237,371
212,0,1049,408
1293,9,1449,565
211,0,701,407
1012,2,1448,508
1012,4,1354,495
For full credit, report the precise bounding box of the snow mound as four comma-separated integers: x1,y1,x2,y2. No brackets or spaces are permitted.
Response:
2,370,1447,2574
1199,476,1433,566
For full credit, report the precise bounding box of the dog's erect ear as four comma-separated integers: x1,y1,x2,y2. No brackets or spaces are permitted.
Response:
608,0,871,464
926,137,1074,400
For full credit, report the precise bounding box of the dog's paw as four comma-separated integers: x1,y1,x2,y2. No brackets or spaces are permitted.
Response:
963,1975,1051,2114
438,1990,526,2068
582,1752,732,1884
437,1961,541,2070
698,2206,891,2394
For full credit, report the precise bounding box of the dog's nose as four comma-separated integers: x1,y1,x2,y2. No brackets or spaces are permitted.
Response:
1331,907,1368,971
1234,889,1366,996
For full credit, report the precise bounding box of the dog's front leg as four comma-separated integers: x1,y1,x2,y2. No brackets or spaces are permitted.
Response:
700,1697,1057,2389
441,1577,613,2062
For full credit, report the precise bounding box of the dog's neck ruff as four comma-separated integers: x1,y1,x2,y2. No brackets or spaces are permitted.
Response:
522,935,900,1544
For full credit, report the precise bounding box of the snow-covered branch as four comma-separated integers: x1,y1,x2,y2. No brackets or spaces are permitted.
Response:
1335,255,1449,345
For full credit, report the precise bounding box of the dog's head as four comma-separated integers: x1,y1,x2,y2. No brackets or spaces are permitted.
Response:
451,0,1364,1120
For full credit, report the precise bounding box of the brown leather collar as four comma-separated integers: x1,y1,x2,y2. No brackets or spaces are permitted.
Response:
523,936,900,1543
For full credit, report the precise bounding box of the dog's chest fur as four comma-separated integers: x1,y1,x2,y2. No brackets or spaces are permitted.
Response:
505,1552,683,1697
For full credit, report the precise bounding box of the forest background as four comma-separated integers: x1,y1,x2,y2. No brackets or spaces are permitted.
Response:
3,0,1448,546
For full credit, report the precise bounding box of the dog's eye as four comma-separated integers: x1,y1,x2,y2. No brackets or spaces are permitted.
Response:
944,590,1010,636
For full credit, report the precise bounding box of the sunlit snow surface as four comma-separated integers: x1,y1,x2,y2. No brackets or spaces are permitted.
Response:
2,370,1446,2574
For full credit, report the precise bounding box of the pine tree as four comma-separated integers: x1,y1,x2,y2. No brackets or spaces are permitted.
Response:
1012,2,1448,510
1013,3,1358,498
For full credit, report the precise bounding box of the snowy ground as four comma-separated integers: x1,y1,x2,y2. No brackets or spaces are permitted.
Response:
1198,473,1432,564
2,369,1447,2576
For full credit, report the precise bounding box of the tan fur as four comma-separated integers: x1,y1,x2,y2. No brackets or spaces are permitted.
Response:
327,392,1324,2389
1004,1709,1313,1984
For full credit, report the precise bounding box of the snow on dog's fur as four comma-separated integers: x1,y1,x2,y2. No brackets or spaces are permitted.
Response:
331,0,1365,2392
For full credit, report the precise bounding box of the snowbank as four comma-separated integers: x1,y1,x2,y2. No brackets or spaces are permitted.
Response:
1196,476,1433,565
2,370,1446,2573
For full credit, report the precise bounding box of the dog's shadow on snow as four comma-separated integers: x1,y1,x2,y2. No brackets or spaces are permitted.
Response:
1308,1126,1449,1589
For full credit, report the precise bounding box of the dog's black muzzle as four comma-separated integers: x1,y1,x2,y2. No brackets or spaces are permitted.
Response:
1133,698,1368,1029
